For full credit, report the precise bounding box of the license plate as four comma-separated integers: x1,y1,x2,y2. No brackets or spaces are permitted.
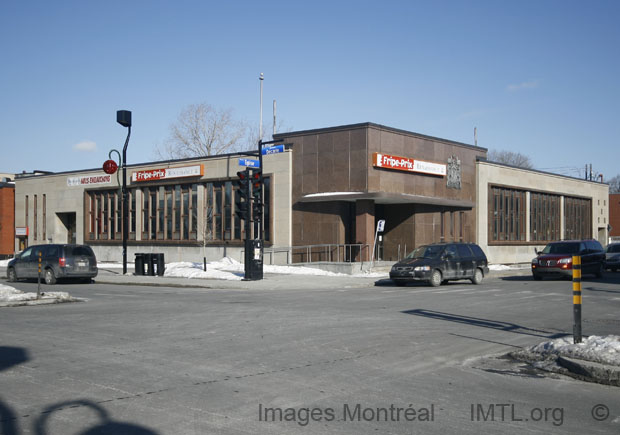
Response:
77,261,87,267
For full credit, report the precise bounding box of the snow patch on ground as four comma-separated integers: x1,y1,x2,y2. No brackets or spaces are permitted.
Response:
0,284,73,303
527,335,620,366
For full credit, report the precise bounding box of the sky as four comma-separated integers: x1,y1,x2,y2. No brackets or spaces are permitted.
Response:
1,0,619,180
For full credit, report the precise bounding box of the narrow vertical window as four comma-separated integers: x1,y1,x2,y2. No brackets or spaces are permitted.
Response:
42,194,46,241
34,194,38,240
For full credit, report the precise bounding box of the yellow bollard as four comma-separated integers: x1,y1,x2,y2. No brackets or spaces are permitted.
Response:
572,255,582,343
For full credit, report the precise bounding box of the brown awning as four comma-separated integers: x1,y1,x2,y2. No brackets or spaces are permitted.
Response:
299,191,474,208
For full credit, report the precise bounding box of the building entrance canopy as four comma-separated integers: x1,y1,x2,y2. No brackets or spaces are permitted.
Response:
299,191,474,208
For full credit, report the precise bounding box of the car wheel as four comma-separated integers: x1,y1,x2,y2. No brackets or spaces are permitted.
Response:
613,268,618,273
44,268,57,285
533,274,542,281
7,268,17,282
429,270,442,287
470,268,484,285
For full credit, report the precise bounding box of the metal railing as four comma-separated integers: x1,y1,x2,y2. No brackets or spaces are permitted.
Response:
244,244,371,265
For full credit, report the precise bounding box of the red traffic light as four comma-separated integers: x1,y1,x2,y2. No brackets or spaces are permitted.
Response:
103,159,118,174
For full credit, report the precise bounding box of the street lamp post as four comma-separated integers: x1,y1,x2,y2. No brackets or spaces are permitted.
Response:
117,110,132,275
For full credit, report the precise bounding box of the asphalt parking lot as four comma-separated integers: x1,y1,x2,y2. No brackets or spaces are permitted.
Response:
1,269,619,434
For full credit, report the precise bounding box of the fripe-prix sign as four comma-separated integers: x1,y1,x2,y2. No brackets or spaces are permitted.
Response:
131,165,203,182
372,152,446,176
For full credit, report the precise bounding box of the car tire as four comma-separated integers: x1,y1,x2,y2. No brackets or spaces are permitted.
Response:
613,268,618,273
471,268,484,285
44,268,57,285
533,274,542,281
7,268,17,282
429,270,442,287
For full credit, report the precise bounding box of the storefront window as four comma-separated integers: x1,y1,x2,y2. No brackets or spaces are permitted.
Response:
489,186,526,242
564,196,591,240
530,192,560,242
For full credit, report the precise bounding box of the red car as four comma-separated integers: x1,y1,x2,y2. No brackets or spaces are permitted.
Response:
531,240,605,280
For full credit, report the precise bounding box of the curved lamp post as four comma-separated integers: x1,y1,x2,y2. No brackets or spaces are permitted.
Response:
117,110,132,274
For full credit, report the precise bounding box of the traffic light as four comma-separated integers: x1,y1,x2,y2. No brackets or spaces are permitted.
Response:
235,169,250,221
251,169,262,216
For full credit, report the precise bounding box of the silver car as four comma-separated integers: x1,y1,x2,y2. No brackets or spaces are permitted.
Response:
7,244,98,284
605,243,620,272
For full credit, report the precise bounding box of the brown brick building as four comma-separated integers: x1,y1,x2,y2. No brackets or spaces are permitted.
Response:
609,193,620,239
0,180,15,258
275,123,486,262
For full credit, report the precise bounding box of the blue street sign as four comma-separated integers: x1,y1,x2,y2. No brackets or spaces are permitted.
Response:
238,158,260,168
262,145,284,155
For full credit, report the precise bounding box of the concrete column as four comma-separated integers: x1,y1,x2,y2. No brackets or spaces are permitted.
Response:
356,199,375,261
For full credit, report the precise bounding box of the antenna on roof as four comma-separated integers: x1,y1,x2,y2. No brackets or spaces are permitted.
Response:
474,127,478,146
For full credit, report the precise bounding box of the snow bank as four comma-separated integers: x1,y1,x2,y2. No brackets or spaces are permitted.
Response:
0,284,73,303
529,335,620,366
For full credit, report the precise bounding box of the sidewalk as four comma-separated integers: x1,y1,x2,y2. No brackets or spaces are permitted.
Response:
93,264,532,290
0,264,532,291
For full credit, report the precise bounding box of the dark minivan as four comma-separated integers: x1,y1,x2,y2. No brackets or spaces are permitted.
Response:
531,240,605,280
390,242,489,287
7,244,98,284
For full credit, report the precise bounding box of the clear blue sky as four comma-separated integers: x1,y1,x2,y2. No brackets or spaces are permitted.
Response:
1,0,618,180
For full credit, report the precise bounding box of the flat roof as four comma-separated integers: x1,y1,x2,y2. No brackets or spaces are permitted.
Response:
274,122,488,153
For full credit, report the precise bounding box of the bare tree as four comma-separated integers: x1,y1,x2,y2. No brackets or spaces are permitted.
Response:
156,103,248,159
487,149,534,169
608,174,620,194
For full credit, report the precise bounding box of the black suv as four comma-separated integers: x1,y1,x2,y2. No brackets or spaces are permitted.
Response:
390,242,489,287
7,244,98,285
531,240,605,280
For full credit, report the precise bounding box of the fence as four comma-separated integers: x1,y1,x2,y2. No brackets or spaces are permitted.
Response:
244,244,371,265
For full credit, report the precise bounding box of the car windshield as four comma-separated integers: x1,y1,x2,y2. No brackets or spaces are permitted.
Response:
607,244,620,253
541,242,580,255
406,245,444,259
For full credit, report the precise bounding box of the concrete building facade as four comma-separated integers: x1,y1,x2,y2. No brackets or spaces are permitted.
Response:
476,160,609,263
13,150,292,264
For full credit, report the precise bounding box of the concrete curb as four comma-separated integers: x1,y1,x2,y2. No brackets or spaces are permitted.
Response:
509,350,620,387
0,297,84,308
557,356,620,386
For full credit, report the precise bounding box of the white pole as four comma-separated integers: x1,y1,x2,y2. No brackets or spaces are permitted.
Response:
259,73,264,141
273,99,277,137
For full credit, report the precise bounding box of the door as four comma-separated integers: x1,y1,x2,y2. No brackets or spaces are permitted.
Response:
442,244,460,279
456,244,474,277
13,247,35,278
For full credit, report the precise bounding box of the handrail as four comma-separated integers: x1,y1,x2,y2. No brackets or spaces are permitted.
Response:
243,243,371,265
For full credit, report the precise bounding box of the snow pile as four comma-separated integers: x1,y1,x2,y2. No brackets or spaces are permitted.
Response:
0,284,73,303
164,261,243,281
489,264,511,271
529,335,620,366
100,257,386,278
161,257,353,280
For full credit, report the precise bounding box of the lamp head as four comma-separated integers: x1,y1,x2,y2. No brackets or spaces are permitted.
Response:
116,110,132,128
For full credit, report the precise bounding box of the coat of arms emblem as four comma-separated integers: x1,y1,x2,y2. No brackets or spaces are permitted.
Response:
447,156,461,189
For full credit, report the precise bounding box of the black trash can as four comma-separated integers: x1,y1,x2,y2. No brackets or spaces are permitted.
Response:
154,253,165,276
143,253,154,276
134,253,145,276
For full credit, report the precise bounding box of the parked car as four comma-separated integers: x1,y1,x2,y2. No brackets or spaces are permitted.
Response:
6,244,98,284
531,240,604,280
605,243,620,272
389,242,489,287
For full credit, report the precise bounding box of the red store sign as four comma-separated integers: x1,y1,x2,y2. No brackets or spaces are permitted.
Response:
372,152,446,176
